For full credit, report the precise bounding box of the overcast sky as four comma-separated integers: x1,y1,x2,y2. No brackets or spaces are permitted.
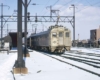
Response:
0,0,100,40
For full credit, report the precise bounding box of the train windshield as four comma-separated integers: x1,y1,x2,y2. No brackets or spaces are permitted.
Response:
59,32,63,37
66,32,69,37
52,32,57,37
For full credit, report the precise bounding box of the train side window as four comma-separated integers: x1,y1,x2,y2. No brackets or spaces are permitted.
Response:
59,32,63,37
52,32,57,37
66,32,69,37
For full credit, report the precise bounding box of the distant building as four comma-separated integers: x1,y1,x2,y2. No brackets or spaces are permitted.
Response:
90,26,100,41
80,40,88,43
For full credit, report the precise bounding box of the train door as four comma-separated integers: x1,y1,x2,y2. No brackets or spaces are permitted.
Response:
58,32,64,45
64,32,70,46
51,32,58,46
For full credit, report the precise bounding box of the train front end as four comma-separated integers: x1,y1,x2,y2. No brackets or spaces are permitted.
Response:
50,25,71,53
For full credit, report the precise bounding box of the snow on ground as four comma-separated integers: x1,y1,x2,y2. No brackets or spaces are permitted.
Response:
0,51,17,80
0,49,100,80
51,53,100,73
64,51,100,60
71,47,100,54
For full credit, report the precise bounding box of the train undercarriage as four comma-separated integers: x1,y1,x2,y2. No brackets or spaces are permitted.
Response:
31,46,70,54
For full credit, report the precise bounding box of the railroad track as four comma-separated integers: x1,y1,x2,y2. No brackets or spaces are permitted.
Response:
62,51,100,68
67,50,100,57
64,53,100,61
61,55,100,68
35,50,100,77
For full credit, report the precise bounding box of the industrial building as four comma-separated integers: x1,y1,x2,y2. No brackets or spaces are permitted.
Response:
72,26,100,47
90,26,100,41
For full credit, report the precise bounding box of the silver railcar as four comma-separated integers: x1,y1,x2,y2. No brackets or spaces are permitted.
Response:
28,25,71,53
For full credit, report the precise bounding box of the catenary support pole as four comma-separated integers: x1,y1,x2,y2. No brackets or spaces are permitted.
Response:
24,0,28,55
0,3,10,47
7,24,8,35
13,0,28,74
17,0,23,66
50,6,52,21
71,4,75,47
1,3,3,48
73,5,75,46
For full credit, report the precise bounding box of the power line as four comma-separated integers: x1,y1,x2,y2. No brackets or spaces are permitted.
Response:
85,0,92,6
61,1,100,16
39,0,50,15
52,0,59,7
58,0,82,8
42,0,60,16
51,0,82,16
30,0,51,22
74,0,83,5
57,0,73,10
57,0,100,15
76,1,100,13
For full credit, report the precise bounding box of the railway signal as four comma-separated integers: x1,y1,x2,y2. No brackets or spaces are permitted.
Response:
27,12,30,21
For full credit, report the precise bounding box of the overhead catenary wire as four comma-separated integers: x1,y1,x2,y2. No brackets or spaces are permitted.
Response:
39,0,51,15
57,0,100,16
56,0,82,10
75,1,100,13
75,0,83,5
52,0,59,7
55,0,100,16
42,0,60,16
39,0,60,31
57,0,73,10
85,0,92,6
29,0,51,23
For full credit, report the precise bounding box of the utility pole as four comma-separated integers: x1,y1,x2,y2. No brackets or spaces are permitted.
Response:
1,3,3,48
50,6,52,21
0,3,10,48
32,25,33,32
51,9,59,25
7,24,8,35
22,0,31,56
47,5,60,22
71,4,76,47
32,24,37,32
42,25,44,31
24,0,28,56
51,9,59,16
13,0,28,74
46,6,52,21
